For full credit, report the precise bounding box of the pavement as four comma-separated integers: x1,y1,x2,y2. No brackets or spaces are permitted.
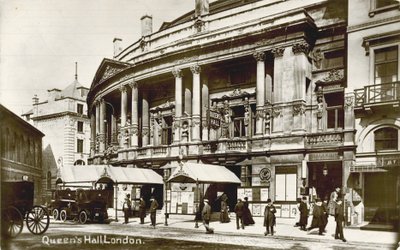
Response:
108,209,400,249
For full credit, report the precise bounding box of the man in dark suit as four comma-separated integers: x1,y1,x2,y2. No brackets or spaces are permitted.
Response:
149,196,158,228
202,199,214,234
335,198,346,242
139,197,146,224
299,196,309,231
234,198,245,229
122,194,131,224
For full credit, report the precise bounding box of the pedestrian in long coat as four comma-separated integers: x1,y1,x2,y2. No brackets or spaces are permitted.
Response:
220,194,230,223
264,199,276,236
328,187,340,215
139,197,146,224
202,199,214,234
149,196,158,228
243,197,255,225
122,194,131,224
334,198,346,242
307,198,324,235
322,197,329,231
234,199,245,229
298,196,309,231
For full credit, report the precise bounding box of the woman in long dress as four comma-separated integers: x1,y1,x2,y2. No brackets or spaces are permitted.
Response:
243,197,255,225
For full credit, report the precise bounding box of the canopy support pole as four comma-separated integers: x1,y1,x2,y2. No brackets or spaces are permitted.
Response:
114,181,118,222
164,175,168,226
195,179,199,228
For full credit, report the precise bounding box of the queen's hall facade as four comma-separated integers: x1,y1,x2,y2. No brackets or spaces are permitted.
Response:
87,0,355,218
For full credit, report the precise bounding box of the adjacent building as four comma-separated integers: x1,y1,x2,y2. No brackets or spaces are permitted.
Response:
88,0,355,219
348,0,400,227
0,104,44,204
22,67,91,202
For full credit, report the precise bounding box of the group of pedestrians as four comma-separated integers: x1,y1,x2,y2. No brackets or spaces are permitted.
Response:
122,194,159,228
295,187,346,242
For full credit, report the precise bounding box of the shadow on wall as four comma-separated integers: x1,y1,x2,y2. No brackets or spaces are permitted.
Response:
42,144,58,204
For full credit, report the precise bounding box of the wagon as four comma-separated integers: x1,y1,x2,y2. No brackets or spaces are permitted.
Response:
1,181,50,238
49,189,76,221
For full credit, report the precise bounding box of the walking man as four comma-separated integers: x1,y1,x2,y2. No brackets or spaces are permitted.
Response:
202,199,214,234
329,187,340,216
122,194,131,224
307,198,324,235
299,196,309,231
234,198,245,229
149,196,158,228
264,199,276,236
335,198,347,242
139,197,146,224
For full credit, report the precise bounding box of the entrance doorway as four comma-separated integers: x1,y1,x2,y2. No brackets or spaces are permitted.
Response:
308,162,342,200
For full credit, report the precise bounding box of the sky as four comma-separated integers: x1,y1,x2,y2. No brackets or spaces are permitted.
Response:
0,0,200,115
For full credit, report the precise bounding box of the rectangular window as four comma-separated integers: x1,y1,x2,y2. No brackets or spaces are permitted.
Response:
77,121,83,133
325,92,344,130
162,116,173,145
374,46,398,84
77,139,84,153
275,166,297,202
77,104,84,115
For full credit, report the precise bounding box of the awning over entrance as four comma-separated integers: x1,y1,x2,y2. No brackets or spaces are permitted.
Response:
57,165,163,185
167,162,241,184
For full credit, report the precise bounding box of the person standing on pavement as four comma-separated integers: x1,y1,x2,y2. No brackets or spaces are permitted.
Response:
264,199,276,236
139,197,146,224
149,196,158,228
220,193,230,223
202,199,214,234
322,196,329,232
334,198,347,242
328,187,340,216
243,197,255,226
234,198,245,230
122,194,131,224
307,198,324,235
298,196,309,231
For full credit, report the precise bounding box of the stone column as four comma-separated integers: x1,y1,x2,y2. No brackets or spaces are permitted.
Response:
111,113,117,144
120,85,128,148
142,92,149,146
90,110,96,156
95,100,100,141
191,65,201,142
292,42,310,101
172,69,183,143
130,81,139,148
271,47,285,133
99,98,106,152
201,75,209,141
254,51,265,136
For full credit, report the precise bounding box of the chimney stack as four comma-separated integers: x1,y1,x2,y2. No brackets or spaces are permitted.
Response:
32,94,39,105
113,38,123,58
141,15,153,37
195,0,209,17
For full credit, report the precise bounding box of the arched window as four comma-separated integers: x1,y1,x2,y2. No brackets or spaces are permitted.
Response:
74,159,85,166
47,171,52,190
375,127,398,151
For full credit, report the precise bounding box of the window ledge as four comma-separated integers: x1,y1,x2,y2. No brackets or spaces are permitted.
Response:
369,4,400,17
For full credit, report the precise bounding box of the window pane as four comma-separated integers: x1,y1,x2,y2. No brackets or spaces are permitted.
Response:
275,174,286,201
327,109,336,129
286,174,297,201
375,127,398,150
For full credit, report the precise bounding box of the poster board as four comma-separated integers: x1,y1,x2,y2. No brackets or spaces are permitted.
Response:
260,188,269,201
252,204,261,216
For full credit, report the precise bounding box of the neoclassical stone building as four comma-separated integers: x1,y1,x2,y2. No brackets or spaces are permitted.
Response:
88,0,354,218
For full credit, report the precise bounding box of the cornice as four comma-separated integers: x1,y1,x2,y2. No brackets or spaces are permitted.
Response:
32,111,89,121
347,15,400,33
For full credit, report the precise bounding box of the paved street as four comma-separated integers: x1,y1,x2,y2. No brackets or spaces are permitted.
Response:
2,214,398,250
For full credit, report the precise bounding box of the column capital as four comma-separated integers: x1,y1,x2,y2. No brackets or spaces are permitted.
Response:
128,80,138,89
253,51,265,61
292,42,310,55
271,47,285,58
172,68,183,78
119,84,128,93
190,64,201,74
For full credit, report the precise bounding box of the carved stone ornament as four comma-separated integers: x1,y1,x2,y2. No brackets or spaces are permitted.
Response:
345,95,354,109
271,47,285,58
292,42,310,55
190,65,201,74
255,109,264,120
311,48,324,69
142,127,149,136
119,84,127,93
102,65,121,81
230,88,244,97
272,107,281,118
253,51,265,62
293,104,306,116
323,69,344,82
194,18,205,33
132,127,139,136
128,81,138,89
140,39,147,52
172,68,183,78
192,117,201,125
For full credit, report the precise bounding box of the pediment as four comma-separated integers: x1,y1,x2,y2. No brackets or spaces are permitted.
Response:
90,58,130,90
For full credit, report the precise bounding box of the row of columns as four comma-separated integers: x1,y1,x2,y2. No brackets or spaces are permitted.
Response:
91,43,310,154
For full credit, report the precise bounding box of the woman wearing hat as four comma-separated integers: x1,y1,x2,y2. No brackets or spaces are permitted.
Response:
264,199,276,236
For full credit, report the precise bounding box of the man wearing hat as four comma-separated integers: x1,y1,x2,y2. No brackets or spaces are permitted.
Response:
264,198,276,236
122,194,131,224
149,196,159,228
234,198,245,229
307,198,324,235
334,198,346,242
202,199,214,234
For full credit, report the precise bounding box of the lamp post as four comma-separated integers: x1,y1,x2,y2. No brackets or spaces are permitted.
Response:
195,179,199,228
164,169,169,226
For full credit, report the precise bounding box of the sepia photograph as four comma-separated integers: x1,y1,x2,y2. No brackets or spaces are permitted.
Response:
0,0,399,249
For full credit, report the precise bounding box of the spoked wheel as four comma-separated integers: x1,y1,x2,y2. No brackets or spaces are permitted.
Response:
78,210,88,224
26,205,50,235
52,209,59,220
60,209,67,222
2,206,23,238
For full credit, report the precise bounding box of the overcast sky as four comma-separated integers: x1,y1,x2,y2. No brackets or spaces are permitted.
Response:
0,0,201,115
